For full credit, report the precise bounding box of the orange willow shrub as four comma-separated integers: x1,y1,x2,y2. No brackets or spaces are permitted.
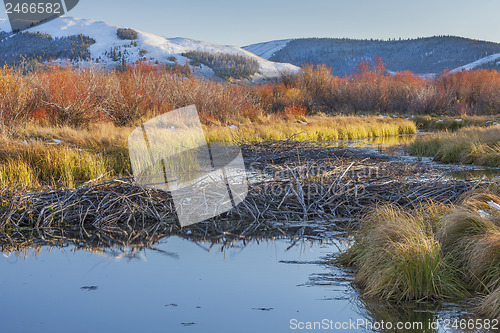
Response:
252,81,309,113
435,69,500,115
346,57,387,111
103,63,169,126
283,104,307,117
103,63,263,126
2,60,499,132
165,76,262,122
380,71,424,111
0,66,38,136
280,60,500,115
32,66,108,126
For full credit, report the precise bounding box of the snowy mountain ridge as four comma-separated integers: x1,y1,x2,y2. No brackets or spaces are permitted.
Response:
244,37,500,75
0,16,299,81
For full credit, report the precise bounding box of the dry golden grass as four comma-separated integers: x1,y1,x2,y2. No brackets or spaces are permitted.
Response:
204,115,416,143
339,188,500,318
16,123,132,148
408,125,500,167
0,115,415,189
0,139,109,188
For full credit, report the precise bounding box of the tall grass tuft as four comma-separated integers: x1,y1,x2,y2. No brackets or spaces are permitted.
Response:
478,287,500,320
339,188,500,318
437,191,500,310
407,125,500,167
339,204,466,302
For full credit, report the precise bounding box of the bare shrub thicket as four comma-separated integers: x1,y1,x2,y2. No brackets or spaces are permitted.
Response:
32,67,108,127
0,67,38,136
102,63,262,126
1,60,500,133
283,60,500,116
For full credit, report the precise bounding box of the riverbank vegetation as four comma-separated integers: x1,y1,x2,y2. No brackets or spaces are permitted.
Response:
338,187,500,319
0,114,415,189
412,115,500,131
1,60,500,136
2,60,500,187
407,125,500,167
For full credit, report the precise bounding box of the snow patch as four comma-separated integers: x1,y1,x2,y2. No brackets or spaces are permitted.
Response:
450,53,500,73
242,39,293,60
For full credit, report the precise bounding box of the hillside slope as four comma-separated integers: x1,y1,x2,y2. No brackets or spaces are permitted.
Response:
451,53,500,72
0,17,299,80
244,36,500,76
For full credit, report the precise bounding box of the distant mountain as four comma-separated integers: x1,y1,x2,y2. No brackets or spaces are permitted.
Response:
243,36,500,76
0,17,299,81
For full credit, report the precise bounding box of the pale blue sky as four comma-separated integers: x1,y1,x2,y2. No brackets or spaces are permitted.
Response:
1,0,499,45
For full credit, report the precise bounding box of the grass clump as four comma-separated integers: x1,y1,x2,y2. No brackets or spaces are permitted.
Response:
437,191,500,319
338,204,466,302
478,287,500,320
407,125,500,167
338,188,500,319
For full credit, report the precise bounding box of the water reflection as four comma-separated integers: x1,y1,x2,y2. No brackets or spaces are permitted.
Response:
448,169,500,181
0,236,492,333
358,299,494,333
308,260,494,333
327,134,419,151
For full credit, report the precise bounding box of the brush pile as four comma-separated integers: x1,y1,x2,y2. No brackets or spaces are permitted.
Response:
0,141,485,248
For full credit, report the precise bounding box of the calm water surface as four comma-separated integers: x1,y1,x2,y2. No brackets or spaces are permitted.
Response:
0,237,488,333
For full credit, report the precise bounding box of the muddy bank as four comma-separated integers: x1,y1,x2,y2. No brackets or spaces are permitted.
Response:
0,141,486,249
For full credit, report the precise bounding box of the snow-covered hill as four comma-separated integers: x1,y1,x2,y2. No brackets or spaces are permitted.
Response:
0,17,299,81
243,39,293,60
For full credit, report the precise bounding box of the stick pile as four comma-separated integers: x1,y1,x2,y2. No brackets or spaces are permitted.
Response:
0,141,486,249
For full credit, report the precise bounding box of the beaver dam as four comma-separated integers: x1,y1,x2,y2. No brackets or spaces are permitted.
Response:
0,141,486,250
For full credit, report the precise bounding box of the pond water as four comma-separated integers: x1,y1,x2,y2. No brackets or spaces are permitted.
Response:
332,134,500,179
2,134,497,332
327,134,419,151
0,237,490,333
